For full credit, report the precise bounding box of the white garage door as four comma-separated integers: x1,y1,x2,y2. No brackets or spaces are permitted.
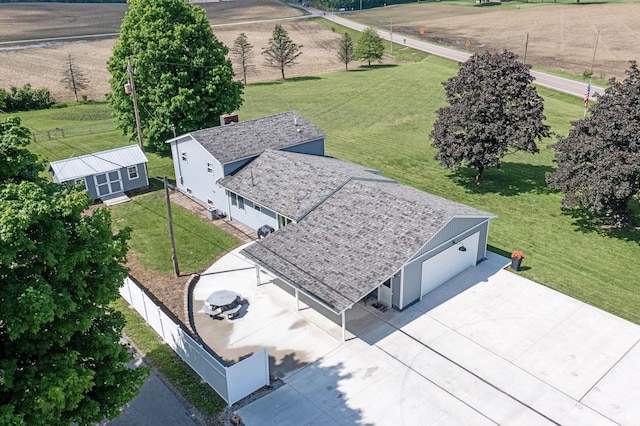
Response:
421,232,480,297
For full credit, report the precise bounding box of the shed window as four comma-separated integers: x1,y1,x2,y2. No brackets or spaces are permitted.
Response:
128,165,139,179
181,151,188,163
207,163,213,175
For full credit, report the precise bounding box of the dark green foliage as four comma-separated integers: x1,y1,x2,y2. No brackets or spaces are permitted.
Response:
0,117,43,184
430,50,550,183
107,0,243,151
1,84,54,112
354,27,385,67
0,118,148,425
262,24,303,80
337,32,355,71
547,61,640,227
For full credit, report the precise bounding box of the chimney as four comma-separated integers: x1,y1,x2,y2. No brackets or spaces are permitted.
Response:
220,113,239,126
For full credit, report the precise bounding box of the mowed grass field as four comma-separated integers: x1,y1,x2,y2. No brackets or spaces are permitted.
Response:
15,53,640,326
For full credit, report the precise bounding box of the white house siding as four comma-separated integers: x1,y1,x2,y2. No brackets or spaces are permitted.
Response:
226,195,278,232
400,221,490,309
170,138,226,211
410,217,489,262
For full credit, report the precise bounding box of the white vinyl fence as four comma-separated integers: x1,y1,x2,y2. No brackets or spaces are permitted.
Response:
120,277,269,406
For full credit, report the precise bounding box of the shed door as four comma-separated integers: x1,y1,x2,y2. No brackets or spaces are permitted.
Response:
94,170,123,197
420,232,479,297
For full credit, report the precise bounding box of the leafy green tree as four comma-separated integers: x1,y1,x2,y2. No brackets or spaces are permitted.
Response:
262,24,302,80
0,118,148,425
107,0,243,151
354,27,385,67
547,61,640,227
430,50,550,183
337,32,355,71
0,117,42,184
231,33,254,85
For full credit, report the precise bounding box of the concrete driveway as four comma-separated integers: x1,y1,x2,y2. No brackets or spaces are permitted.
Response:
228,249,640,425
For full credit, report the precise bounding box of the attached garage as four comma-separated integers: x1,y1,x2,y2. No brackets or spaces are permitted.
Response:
421,232,479,297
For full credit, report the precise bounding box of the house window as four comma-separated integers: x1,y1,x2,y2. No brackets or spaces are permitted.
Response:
206,163,213,175
254,204,261,213
207,199,214,207
128,165,138,179
230,193,244,210
181,151,188,163
277,214,291,229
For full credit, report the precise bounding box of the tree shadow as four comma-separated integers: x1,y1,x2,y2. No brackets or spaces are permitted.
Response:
449,162,556,196
564,206,640,244
251,76,322,86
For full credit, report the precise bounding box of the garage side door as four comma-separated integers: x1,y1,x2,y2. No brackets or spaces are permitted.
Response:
421,232,479,297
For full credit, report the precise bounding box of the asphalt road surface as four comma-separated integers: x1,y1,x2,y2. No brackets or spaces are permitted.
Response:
298,4,605,101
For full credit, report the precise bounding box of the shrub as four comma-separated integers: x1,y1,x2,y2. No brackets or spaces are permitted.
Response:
1,84,54,112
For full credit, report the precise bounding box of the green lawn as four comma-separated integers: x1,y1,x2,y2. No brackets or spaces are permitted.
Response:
15,101,175,180
109,190,239,275
240,57,640,325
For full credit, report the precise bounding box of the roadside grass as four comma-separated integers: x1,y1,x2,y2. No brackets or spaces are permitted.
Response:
13,101,175,180
109,190,240,275
240,58,640,325
113,298,226,417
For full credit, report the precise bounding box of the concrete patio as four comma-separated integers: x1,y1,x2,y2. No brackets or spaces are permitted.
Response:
193,244,640,425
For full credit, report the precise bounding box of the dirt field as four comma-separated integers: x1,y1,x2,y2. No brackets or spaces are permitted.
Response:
2,1,639,102
354,2,640,80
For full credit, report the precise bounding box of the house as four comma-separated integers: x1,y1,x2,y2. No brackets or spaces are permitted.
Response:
48,144,149,201
170,113,495,331
166,111,326,214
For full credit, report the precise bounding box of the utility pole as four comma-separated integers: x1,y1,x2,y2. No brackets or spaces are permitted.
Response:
164,176,180,278
584,31,600,118
523,32,529,66
126,57,144,152
390,18,393,56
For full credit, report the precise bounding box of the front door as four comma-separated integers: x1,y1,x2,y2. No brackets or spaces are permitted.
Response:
379,278,392,306
94,170,123,197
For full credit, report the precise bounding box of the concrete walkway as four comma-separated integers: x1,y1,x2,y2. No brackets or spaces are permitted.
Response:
231,250,640,425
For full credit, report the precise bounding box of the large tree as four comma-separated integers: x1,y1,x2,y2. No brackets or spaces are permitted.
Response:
0,117,42,184
231,33,254,85
0,118,147,425
262,24,302,80
353,27,384,67
546,61,640,227
337,32,355,71
107,0,243,151
430,50,550,183
61,54,89,102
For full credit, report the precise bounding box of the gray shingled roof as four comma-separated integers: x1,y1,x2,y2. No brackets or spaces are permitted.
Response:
219,150,392,220
186,111,326,164
242,179,493,314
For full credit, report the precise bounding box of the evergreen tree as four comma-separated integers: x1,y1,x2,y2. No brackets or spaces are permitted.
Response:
262,24,302,80
231,33,254,85
337,32,355,71
60,54,89,102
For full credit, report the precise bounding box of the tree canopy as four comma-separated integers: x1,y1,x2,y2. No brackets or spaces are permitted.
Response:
0,117,43,184
107,0,243,151
0,117,147,425
430,50,550,183
546,61,640,227
337,32,355,71
262,24,302,80
353,27,384,67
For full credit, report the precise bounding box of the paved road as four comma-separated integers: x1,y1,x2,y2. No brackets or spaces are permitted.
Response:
297,4,605,100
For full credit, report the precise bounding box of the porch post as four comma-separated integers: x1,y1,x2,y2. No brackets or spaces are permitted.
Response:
255,264,260,286
341,311,346,342
295,289,300,311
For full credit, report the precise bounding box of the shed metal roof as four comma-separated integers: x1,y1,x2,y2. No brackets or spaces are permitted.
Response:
242,179,494,314
48,145,148,182
219,150,392,221
173,111,326,165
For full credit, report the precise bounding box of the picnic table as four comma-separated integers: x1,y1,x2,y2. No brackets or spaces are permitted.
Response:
203,290,242,319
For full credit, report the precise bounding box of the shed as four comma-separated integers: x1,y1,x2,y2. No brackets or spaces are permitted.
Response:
48,144,149,200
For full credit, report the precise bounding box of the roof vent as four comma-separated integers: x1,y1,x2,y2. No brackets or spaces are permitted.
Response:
294,117,298,126
220,113,239,126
